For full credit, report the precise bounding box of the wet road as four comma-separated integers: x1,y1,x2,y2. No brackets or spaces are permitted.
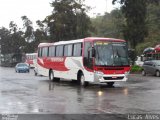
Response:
0,67,160,115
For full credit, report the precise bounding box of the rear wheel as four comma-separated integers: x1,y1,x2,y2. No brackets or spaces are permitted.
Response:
49,70,54,81
107,82,114,87
78,73,89,87
49,70,60,82
34,70,37,76
142,70,146,76
156,70,160,77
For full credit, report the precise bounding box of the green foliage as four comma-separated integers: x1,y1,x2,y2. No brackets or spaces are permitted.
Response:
91,9,124,39
44,0,92,41
1,0,160,61
0,0,92,56
135,3,160,55
130,65,142,73
0,27,12,54
21,16,34,43
113,0,148,48
145,4,160,43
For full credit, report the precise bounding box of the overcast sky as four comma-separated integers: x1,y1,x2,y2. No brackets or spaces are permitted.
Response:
0,0,118,28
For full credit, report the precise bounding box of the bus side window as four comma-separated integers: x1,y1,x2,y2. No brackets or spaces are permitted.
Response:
49,46,55,57
42,47,48,57
56,45,64,57
64,44,73,57
84,42,93,69
38,48,42,57
73,43,82,57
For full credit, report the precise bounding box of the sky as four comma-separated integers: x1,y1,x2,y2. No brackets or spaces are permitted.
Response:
0,0,118,28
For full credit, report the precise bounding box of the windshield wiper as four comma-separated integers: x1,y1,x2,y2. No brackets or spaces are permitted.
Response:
114,48,123,66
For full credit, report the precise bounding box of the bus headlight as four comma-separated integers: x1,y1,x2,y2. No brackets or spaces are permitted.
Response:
125,71,130,75
125,71,130,78
95,71,104,76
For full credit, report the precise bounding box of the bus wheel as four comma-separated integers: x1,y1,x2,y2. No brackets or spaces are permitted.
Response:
142,70,146,76
107,82,114,87
156,70,160,77
49,70,54,81
49,70,60,82
34,71,37,76
79,73,89,87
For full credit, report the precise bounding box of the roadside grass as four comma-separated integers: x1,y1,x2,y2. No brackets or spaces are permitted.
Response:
130,65,143,74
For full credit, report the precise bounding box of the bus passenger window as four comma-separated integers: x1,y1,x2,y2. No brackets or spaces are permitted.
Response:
56,45,64,57
38,48,42,57
42,47,48,57
49,46,55,57
73,43,82,56
64,44,73,56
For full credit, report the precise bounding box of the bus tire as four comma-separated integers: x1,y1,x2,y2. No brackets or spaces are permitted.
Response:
49,70,54,81
142,70,146,76
49,70,60,82
156,70,160,77
107,82,114,87
34,71,37,76
78,73,89,87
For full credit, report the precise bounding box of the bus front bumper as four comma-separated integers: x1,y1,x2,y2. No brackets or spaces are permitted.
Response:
94,71,129,83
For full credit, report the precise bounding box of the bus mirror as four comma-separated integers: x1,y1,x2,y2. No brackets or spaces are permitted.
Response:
92,47,95,57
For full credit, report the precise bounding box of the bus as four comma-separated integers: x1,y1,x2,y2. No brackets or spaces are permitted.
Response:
25,53,37,68
36,37,130,86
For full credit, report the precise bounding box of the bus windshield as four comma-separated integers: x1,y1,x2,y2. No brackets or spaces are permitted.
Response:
94,41,129,66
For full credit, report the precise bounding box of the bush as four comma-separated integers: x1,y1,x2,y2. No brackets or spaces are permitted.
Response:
130,65,143,73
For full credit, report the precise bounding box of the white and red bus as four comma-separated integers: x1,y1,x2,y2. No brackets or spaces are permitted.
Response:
36,37,130,86
25,53,37,68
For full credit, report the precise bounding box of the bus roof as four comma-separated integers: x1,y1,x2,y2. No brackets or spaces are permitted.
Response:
38,43,54,47
38,37,126,47
84,37,125,42
53,39,83,45
26,53,37,55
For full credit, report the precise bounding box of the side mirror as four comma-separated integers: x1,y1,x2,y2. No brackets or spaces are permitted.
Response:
92,47,95,57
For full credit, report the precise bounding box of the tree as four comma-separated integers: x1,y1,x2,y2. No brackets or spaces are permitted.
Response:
44,0,92,42
135,3,160,55
91,9,125,38
21,16,35,53
112,0,148,48
145,3,160,43
112,0,160,49
9,21,25,54
32,20,49,50
21,16,34,43
0,27,11,54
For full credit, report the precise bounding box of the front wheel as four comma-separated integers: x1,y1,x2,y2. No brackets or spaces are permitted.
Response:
107,82,114,87
156,70,160,77
78,73,89,87
142,70,146,76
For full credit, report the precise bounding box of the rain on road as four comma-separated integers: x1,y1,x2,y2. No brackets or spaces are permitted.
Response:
0,67,160,115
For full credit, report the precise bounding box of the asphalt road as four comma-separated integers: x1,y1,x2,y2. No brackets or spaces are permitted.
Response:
0,67,160,119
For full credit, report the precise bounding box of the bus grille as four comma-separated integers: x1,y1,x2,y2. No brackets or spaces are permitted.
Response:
103,76,124,80
104,67,124,70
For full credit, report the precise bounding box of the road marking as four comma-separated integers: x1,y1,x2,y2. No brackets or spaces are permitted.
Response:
97,108,112,114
